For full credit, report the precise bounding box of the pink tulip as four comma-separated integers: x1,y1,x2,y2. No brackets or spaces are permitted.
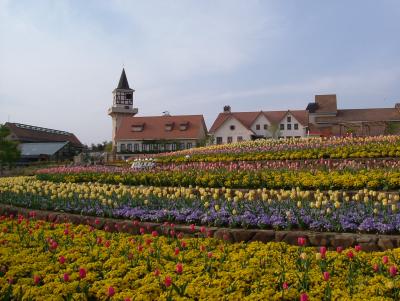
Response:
389,265,398,277
323,271,330,281
300,292,308,301
336,246,343,253
355,245,362,252
59,255,66,264
282,282,288,290
382,256,389,265
107,286,115,297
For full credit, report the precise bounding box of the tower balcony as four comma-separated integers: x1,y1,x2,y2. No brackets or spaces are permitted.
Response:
108,106,138,116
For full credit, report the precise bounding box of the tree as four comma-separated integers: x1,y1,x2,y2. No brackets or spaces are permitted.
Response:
0,124,20,173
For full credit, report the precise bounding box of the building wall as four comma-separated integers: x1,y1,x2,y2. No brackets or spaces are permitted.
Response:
116,139,199,153
250,114,273,137
277,113,307,138
212,117,253,144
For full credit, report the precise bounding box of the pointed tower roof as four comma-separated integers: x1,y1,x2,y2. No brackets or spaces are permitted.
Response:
116,68,132,90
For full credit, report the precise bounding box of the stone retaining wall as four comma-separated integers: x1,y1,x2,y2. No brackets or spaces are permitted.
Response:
1,204,399,251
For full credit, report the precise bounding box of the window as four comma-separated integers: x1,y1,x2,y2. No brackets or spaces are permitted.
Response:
141,144,147,151
256,124,260,130
295,136,301,138
121,144,126,152
287,116,291,122
230,125,235,130
179,122,189,131
132,124,144,132
264,124,268,130
287,124,292,130
186,142,192,149
227,136,233,143
179,143,185,150
127,144,132,152
237,136,243,142
294,123,299,130
134,144,139,152
280,124,284,130
286,136,291,139
216,137,223,145
172,143,177,151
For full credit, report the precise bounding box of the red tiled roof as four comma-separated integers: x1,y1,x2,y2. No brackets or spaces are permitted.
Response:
209,110,308,133
5,122,82,147
315,108,400,123
115,115,207,140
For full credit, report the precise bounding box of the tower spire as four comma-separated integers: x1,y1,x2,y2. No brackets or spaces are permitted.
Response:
117,68,131,89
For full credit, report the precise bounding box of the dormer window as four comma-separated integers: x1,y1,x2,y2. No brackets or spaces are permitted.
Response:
165,122,174,131
132,123,145,132
287,116,291,122
179,122,189,131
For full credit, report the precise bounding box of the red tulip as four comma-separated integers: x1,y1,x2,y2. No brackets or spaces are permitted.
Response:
154,269,160,277
347,250,354,259
355,245,362,252
164,276,172,287
151,231,158,237
373,263,379,272
79,268,86,279
207,252,213,258
190,224,195,232
176,263,183,274
33,275,40,285
200,226,206,233
174,247,180,256
282,282,288,290
139,227,145,235
105,240,111,248
137,244,143,252
63,273,70,282
336,246,343,253
323,271,330,281
298,237,306,246
59,255,66,264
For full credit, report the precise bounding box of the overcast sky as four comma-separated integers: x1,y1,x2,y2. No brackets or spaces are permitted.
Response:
1,0,400,144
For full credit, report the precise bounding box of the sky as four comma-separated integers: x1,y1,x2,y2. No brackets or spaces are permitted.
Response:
1,0,400,145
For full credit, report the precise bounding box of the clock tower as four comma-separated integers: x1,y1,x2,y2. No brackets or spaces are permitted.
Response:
108,68,138,154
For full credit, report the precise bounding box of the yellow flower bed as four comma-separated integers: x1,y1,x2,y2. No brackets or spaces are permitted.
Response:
1,217,400,300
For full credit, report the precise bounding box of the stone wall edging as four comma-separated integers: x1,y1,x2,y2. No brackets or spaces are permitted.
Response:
0,204,399,251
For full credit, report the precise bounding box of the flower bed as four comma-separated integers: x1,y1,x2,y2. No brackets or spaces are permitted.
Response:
1,216,400,300
36,158,400,174
35,168,400,190
2,177,400,234
152,136,400,163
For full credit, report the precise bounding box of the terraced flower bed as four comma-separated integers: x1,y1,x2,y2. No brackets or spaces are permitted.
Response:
2,215,400,300
5,136,400,299
2,177,400,234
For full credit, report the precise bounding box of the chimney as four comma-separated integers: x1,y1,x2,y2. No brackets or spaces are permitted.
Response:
223,105,231,113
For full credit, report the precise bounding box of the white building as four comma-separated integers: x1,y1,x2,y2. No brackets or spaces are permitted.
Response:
209,106,308,144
